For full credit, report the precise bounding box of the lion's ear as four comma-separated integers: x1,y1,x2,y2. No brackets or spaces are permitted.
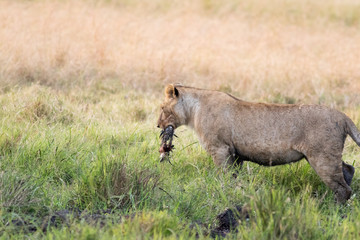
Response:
164,84,179,99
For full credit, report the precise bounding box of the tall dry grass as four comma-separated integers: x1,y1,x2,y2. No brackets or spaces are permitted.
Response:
0,0,360,105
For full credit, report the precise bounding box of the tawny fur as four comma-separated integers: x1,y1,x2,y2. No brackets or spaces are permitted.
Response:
157,84,360,203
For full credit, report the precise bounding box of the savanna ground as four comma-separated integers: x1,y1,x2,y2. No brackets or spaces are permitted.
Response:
1,0,360,239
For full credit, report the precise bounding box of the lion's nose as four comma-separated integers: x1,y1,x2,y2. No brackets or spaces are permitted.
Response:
157,125,160,128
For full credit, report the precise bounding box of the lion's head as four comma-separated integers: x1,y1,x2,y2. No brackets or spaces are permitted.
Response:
157,84,186,130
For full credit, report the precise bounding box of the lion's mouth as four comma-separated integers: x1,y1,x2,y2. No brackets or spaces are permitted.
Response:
159,125,175,162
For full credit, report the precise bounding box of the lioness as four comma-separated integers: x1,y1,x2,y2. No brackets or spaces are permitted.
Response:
157,84,360,203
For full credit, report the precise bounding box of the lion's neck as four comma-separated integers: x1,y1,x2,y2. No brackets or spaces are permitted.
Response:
181,93,200,129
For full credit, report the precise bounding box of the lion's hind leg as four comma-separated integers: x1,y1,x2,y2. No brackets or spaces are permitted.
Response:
307,154,352,203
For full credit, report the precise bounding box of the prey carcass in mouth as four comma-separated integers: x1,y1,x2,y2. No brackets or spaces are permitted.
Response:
159,125,176,163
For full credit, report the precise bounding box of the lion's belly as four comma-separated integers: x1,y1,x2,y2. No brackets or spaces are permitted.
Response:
230,120,306,166
236,145,305,166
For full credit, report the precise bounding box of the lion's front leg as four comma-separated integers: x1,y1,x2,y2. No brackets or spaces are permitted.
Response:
208,145,236,170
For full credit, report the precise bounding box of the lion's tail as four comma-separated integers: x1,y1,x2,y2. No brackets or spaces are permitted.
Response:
346,117,360,147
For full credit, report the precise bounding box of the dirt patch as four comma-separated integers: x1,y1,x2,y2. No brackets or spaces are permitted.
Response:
6,209,123,233
210,205,250,238
189,205,251,238
5,205,250,237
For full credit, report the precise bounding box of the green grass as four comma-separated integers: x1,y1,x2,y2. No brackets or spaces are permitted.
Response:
1,0,360,238
0,84,359,239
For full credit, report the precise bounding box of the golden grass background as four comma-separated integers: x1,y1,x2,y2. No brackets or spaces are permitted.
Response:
1,0,360,106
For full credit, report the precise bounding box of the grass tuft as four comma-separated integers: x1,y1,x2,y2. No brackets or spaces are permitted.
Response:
0,171,41,209
19,90,74,125
76,160,161,210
